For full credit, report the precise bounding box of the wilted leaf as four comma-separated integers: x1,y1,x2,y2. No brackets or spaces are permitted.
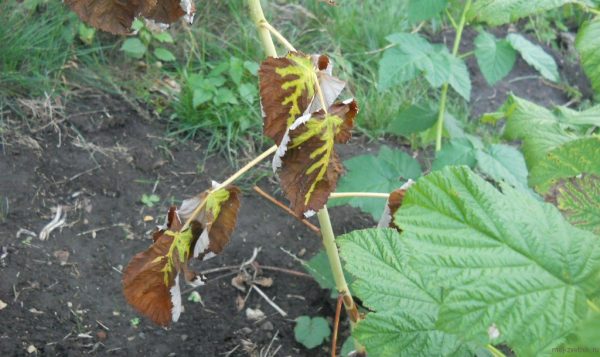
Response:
377,180,415,229
179,184,242,261
274,100,358,217
65,0,195,35
259,52,345,144
123,207,197,326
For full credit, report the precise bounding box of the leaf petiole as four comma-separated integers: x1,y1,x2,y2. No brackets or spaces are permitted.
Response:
329,192,390,199
261,21,297,52
486,344,507,357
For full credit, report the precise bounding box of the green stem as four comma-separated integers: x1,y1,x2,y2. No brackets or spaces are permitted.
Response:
317,206,364,354
459,50,474,59
247,1,364,353
248,0,277,57
435,0,472,152
486,344,507,357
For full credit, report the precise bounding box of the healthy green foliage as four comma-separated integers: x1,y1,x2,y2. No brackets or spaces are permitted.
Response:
432,138,479,170
174,58,261,153
529,137,600,193
121,38,146,59
394,166,600,355
407,0,448,22
378,33,471,100
338,228,471,357
141,194,160,207
153,48,176,62
556,174,600,235
497,95,578,167
506,33,559,82
330,146,422,219
433,138,529,192
467,0,582,26
474,31,517,85
475,143,529,192
340,337,356,357
576,18,600,95
294,316,331,349
552,312,600,356
386,103,439,136
120,19,177,63
302,250,353,298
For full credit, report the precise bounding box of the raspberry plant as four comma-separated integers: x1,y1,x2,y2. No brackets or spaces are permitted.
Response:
65,0,600,356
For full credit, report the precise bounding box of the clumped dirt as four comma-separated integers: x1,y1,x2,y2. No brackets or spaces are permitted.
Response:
0,29,583,356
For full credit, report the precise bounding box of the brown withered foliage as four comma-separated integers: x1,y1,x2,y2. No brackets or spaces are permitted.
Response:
179,185,242,260
377,180,415,230
276,99,358,217
123,207,185,326
259,53,345,145
259,52,315,144
65,0,194,35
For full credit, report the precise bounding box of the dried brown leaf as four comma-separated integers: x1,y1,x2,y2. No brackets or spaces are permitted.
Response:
274,99,358,216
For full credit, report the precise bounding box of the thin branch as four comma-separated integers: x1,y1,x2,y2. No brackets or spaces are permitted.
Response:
251,284,287,317
182,145,278,231
261,21,297,52
445,8,458,30
253,186,321,235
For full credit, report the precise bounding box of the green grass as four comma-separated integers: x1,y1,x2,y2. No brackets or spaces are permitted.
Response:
0,1,79,98
0,0,472,154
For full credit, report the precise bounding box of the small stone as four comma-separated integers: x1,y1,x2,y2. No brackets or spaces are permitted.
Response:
26,345,37,354
138,332,146,339
260,321,274,331
143,215,154,222
181,334,188,341
240,327,253,335
298,248,306,257
96,330,107,341
245,307,266,321
53,250,69,266
0,299,7,310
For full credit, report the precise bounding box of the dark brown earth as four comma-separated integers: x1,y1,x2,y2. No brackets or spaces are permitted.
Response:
0,28,584,357
0,90,375,357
